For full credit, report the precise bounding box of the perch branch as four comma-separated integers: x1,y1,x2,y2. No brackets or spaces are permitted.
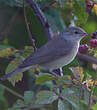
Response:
77,52,97,65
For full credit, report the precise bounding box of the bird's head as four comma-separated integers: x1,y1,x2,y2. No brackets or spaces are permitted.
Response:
62,26,89,41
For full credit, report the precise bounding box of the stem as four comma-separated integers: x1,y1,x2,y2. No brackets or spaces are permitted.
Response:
88,80,95,110
26,0,53,40
41,0,56,11
23,0,37,51
1,83,24,100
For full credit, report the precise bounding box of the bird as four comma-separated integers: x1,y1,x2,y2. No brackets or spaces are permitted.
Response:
1,26,89,80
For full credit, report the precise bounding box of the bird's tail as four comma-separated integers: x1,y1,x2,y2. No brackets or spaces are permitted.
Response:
1,66,33,81
1,68,23,81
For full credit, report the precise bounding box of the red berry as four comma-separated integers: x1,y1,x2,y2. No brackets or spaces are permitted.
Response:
79,44,88,54
90,39,97,48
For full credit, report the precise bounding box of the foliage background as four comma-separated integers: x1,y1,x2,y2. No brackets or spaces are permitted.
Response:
0,0,97,110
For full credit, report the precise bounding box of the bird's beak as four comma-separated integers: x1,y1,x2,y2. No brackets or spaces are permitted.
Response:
83,32,90,36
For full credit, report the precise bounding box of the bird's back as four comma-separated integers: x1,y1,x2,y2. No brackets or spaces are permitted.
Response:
19,36,74,69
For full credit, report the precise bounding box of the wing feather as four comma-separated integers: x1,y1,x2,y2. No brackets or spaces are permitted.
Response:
19,37,73,67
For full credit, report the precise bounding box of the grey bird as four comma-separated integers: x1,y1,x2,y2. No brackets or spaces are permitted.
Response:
1,26,89,80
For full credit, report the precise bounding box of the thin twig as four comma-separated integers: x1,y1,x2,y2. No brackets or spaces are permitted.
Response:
88,80,95,110
26,0,53,40
0,83,24,100
41,0,56,11
23,0,37,51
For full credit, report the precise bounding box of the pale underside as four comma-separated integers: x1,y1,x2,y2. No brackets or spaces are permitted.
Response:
19,36,79,70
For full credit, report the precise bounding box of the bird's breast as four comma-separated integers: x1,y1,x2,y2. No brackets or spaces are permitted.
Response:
41,41,79,70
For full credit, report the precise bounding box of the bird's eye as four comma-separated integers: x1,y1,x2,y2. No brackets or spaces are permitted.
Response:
74,31,79,34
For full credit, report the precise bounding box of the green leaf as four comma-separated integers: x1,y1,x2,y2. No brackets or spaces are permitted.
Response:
0,84,5,95
8,107,21,110
5,57,23,86
0,45,14,50
36,90,58,104
45,8,66,32
22,46,34,58
69,66,84,81
0,48,18,58
58,100,70,110
65,97,79,109
0,0,24,7
73,0,88,26
35,73,55,84
24,91,34,104
57,75,72,86
93,102,97,110
62,88,74,97
62,88,79,109
78,100,88,110
16,99,25,106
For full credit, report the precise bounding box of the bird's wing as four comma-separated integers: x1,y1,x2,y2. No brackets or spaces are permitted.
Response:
19,37,73,68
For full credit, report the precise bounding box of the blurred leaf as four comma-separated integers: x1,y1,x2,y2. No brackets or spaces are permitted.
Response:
16,99,25,106
94,4,97,15
0,84,8,110
63,57,80,76
58,99,70,110
93,86,97,97
5,57,23,86
36,90,58,104
0,84,5,95
22,46,34,58
70,66,84,82
93,102,97,110
0,45,14,50
82,87,90,104
73,0,88,26
62,88,79,109
62,88,74,97
45,8,66,32
8,107,21,110
35,73,55,84
65,97,79,109
0,48,18,58
57,0,66,8
57,75,72,86
0,0,24,7
24,91,34,104
25,7,48,48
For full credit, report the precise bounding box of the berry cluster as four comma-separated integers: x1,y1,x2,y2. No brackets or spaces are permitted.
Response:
79,44,88,54
79,31,97,54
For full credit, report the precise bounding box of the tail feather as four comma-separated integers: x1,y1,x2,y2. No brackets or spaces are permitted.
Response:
1,66,34,81
1,65,36,81
1,68,22,81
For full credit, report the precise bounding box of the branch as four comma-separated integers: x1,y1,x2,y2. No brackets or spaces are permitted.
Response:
77,52,97,65
0,83,24,100
41,0,56,11
26,0,53,40
23,1,37,51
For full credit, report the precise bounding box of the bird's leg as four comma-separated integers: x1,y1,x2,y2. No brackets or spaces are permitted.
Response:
49,69,60,77
59,67,63,76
